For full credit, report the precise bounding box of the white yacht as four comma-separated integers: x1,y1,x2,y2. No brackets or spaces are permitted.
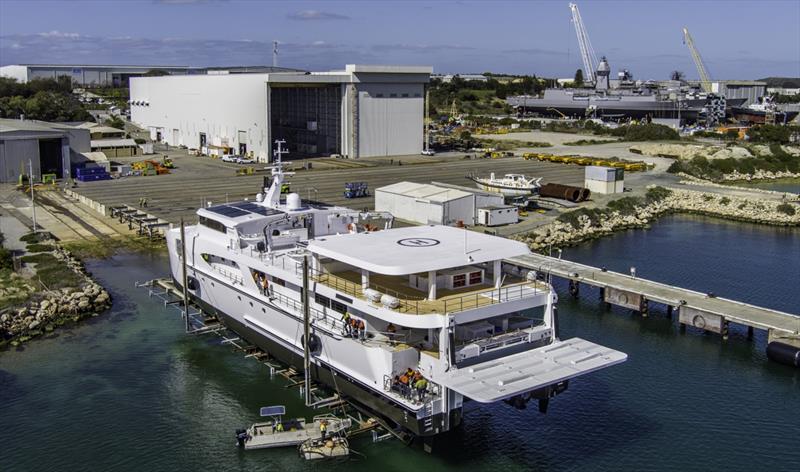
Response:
468,173,542,197
166,141,626,437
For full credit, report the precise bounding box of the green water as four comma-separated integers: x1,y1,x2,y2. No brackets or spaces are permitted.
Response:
2,215,799,471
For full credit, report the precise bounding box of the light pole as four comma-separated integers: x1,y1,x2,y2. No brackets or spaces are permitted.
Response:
29,159,37,232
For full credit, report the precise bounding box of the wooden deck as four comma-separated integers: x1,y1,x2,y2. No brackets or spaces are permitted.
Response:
314,270,548,315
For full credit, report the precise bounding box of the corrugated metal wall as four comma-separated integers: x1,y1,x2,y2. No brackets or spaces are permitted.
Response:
0,139,40,183
357,83,424,157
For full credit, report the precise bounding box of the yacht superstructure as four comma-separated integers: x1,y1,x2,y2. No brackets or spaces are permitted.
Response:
166,141,626,437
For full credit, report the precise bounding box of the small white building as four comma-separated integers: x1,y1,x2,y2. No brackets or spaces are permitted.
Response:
375,181,505,226
584,166,624,195
477,206,518,227
130,64,432,161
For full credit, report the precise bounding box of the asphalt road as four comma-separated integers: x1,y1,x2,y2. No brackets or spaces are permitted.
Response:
71,150,586,231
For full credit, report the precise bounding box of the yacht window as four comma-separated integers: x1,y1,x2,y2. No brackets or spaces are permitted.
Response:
315,293,331,308
199,216,226,233
330,300,347,314
270,276,286,286
453,274,467,288
469,271,483,285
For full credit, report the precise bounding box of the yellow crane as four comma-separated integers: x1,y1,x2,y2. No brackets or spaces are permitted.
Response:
682,27,712,93
449,99,459,121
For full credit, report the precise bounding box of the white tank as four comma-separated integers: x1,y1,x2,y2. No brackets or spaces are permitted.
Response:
380,294,400,309
286,193,302,210
364,289,382,303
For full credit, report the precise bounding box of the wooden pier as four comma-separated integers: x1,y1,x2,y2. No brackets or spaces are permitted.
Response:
508,253,800,347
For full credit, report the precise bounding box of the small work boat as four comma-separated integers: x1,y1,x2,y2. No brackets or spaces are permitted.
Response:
235,406,351,450
298,436,350,460
467,173,542,197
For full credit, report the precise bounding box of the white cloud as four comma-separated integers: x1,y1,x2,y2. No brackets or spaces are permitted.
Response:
38,31,81,39
287,10,350,21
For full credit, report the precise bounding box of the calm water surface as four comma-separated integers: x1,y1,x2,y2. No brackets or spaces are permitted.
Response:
2,215,798,472
734,178,800,194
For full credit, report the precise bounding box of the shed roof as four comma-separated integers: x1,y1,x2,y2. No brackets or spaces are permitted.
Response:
376,181,472,203
91,138,138,148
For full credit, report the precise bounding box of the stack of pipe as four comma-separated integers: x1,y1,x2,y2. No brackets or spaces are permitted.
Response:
539,183,590,202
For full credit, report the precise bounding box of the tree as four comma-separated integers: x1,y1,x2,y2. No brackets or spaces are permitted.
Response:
574,69,584,87
670,70,685,81
459,131,472,141
105,116,126,129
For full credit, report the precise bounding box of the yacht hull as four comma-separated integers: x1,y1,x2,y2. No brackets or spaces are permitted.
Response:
173,276,459,437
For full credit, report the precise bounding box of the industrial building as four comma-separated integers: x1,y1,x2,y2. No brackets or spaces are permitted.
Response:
0,64,301,87
710,81,767,107
0,119,89,183
129,64,432,161
375,181,506,226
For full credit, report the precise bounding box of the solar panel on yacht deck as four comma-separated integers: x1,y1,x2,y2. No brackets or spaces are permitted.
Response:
259,405,286,417
231,202,282,216
207,205,249,217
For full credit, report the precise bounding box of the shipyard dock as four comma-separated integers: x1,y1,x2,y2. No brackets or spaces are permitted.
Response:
509,253,800,346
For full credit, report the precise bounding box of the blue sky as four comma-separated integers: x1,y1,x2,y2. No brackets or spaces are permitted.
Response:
0,0,798,80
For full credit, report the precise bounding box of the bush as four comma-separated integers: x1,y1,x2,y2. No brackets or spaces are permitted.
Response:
20,232,49,243
0,247,12,271
645,186,672,202
621,123,680,141
606,196,643,215
720,197,731,206
776,203,797,216
26,243,53,253
746,124,798,144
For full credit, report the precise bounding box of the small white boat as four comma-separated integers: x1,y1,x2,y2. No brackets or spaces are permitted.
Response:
236,406,351,450
468,173,542,197
299,436,350,460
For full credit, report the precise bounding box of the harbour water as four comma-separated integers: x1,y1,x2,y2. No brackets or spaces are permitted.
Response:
734,178,800,195
2,214,799,472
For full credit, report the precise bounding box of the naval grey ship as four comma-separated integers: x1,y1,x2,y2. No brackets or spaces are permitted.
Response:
508,57,745,122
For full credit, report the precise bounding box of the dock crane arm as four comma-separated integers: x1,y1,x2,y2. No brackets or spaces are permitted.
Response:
569,3,598,84
682,27,712,93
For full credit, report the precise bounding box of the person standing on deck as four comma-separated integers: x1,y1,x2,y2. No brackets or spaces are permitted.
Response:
358,319,366,340
415,377,428,401
320,420,327,440
342,312,351,336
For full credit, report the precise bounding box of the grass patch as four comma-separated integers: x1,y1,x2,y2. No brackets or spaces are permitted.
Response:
0,269,32,309
564,139,615,146
0,247,13,271
21,253,84,289
26,243,54,253
20,231,52,244
524,141,553,147
62,236,166,260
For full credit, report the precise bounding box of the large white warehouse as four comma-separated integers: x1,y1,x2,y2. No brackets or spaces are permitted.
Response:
129,64,432,161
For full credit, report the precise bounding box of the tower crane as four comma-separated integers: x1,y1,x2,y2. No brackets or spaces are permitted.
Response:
682,27,712,93
569,3,598,84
